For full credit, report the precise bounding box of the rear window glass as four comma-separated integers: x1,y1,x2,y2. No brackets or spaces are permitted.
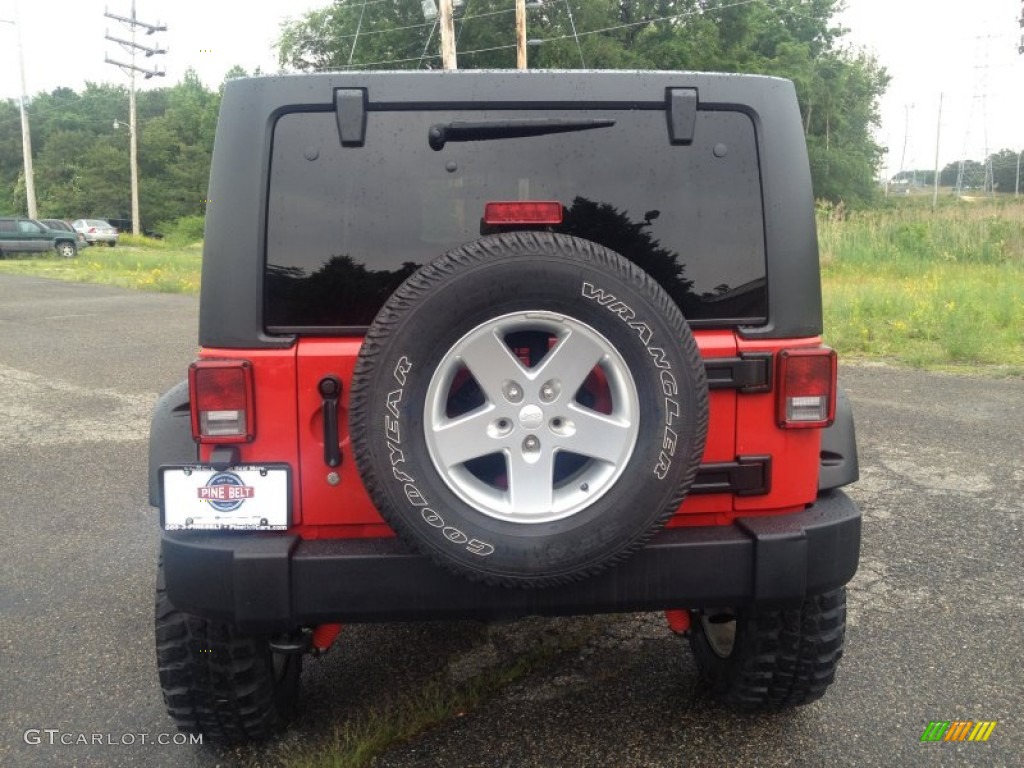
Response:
266,107,766,331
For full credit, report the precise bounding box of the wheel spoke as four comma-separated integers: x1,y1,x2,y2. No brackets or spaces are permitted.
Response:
507,449,556,515
561,407,634,464
457,329,529,403
430,407,501,467
533,328,607,398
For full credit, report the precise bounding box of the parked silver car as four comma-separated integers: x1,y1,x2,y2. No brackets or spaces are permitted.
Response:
72,218,119,247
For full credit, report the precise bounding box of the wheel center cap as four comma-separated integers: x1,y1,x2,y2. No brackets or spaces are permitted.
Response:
518,404,544,430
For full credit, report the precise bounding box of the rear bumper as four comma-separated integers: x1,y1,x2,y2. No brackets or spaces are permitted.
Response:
161,490,861,632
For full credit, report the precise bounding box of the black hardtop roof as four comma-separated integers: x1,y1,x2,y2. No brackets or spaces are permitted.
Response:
200,70,821,348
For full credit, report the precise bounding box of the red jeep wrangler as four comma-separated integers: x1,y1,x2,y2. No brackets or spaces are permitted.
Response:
149,71,860,741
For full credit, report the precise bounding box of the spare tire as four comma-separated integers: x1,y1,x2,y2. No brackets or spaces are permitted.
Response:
349,232,708,587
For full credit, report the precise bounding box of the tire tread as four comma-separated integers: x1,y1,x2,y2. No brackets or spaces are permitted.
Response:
154,560,299,742
691,587,847,710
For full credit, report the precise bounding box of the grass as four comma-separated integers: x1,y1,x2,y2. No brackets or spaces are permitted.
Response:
0,242,201,293
817,197,1024,371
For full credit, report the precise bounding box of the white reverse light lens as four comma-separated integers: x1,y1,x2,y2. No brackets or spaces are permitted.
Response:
201,409,246,437
787,396,827,422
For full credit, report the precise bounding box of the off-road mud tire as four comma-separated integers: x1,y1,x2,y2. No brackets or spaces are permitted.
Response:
689,587,847,709
154,559,301,742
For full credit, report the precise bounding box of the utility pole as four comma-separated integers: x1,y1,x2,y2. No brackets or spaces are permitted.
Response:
104,1,166,236
932,94,942,210
1,1,37,218
1016,150,1021,197
439,0,457,70
516,0,527,70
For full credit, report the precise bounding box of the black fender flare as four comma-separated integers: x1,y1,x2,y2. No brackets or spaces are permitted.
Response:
148,380,196,507
819,385,859,491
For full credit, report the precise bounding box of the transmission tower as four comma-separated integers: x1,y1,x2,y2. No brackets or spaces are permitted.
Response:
955,35,995,197
104,1,166,235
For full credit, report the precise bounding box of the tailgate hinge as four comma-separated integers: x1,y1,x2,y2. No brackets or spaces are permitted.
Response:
704,352,773,393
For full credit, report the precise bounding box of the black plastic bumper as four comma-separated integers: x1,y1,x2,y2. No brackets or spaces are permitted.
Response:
161,490,860,632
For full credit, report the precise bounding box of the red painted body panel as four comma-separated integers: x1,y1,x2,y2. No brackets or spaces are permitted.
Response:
679,331,735,516
197,347,302,519
295,339,383,527
733,336,823,513
194,332,829,539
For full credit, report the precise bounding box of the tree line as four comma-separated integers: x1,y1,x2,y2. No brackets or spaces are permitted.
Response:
891,150,1023,192
1,0,891,224
0,67,244,231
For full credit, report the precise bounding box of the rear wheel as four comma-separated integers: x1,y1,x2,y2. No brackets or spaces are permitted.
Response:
154,559,301,742
55,241,77,259
689,588,847,710
107,240,116,247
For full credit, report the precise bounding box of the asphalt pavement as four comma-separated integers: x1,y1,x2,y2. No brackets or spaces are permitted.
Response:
0,275,1020,767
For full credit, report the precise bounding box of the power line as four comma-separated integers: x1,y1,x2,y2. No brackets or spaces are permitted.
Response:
284,6,516,48
527,0,763,46
563,0,584,67
346,0,371,66
331,0,766,70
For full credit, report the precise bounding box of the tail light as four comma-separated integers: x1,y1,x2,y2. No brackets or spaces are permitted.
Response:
484,201,563,225
88,227,96,233
777,348,837,429
189,360,254,442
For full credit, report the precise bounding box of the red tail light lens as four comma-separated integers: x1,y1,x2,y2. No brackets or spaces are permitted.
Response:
189,360,254,442
777,348,837,429
484,201,563,225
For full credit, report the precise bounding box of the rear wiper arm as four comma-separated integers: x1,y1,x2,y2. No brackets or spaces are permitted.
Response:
428,118,615,151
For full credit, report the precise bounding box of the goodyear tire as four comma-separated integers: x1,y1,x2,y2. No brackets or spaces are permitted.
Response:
350,233,708,587
689,588,847,709
154,559,301,742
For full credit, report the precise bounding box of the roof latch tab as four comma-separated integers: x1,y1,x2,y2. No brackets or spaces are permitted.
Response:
666,88,698,145
335,88,367,147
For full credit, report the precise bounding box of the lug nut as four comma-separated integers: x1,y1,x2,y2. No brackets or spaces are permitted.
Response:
539,379,561,402
504,381,524,403
523,436,540,451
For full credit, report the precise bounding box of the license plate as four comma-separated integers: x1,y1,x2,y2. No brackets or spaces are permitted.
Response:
161,465,290,531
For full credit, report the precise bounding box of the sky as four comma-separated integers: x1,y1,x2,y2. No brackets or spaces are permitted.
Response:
1,0,1021,177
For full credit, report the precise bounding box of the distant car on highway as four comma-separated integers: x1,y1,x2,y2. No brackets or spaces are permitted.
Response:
0,216,78,258
39,219,88,248
72,218,119,247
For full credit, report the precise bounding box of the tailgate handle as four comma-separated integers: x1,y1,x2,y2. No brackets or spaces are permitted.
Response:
318,376,343,468
666,88,698,145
